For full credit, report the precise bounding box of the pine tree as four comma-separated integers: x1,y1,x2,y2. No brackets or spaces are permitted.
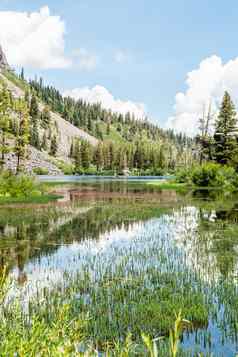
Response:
20,68,25,81
41,106,51,129
30,122,40,149
95,123,103,140
29,94,40,149
29,95,39,122
81,141,91,169
69,140,75,158
50,135,58,156
94,143,104,171
108,142,115,170
158,146,166,169
41,132,48,151
214,92,238,165
106,121,111,136
14,99,30,173
74,140,82,171
0,85,11,168
24,90,30,107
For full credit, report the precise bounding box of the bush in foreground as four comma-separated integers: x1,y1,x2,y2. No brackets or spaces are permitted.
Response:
176,163,238,190
0,171,45,198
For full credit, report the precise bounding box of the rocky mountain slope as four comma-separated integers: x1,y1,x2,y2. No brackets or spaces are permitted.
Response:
0,45,99,174
0,45,9,70
0,72,98,158
0,45,194,175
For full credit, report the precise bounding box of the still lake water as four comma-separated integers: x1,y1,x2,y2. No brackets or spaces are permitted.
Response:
1,180,238,356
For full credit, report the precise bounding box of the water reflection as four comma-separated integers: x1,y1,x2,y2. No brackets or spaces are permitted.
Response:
1,183,238,355
1,186,238,285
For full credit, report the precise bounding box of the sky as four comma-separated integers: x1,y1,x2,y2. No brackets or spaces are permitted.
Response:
1,0,238,135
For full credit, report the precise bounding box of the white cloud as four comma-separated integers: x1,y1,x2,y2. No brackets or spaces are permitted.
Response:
167,55,238,136
0,6,71,69
114,50,129,64
63,85,146,119
72,48,97,71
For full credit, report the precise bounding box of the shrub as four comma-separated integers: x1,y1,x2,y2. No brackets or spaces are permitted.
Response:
0,171,44,198
33,167,49,175
191,163,220,187
175,168,191,183
190,163,237,189
215,165,236,189
54,160,74,175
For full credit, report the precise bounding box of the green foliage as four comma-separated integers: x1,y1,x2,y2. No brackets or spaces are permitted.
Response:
41,106,51,129
13,98,30,173
33,167,49,175
0,84,12,166
52,159,74,174
0,171,44,198
0,267,202,356
214,91,238,166
50,135,58,156
175,168,191,184
169,311,190,357
190,163,236,189
28,77,194,170
191,163,222,187
29,94,39,121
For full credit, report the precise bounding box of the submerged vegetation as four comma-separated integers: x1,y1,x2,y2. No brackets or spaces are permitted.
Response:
0,266,193,356
1,186,238,356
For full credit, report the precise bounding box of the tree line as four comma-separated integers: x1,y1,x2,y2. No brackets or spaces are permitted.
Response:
0,69,196,175
197,91,238,168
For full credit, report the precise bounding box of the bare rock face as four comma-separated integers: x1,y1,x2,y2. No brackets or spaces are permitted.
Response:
0,45,9,70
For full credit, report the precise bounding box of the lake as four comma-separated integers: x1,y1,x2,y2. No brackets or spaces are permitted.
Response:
1,180,238,356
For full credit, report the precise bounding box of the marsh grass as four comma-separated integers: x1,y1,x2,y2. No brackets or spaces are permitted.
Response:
0,185,238,356
0,193,62,205
0,267,206,356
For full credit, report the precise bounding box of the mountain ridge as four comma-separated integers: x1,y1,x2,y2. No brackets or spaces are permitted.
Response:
0,46,194,175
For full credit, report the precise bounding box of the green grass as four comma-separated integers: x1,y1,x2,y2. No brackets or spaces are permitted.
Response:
94,121,126,143
147,181,188,190
2,69,29,91
0,193,61,205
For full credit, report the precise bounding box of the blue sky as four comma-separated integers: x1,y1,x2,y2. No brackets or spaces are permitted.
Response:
1,0,238,133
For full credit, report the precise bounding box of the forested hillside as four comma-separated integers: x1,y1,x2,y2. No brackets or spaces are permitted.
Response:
0,64,195,175
28,75,195,174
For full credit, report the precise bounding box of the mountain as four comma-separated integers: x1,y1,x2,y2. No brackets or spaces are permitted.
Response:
0,46,195,175
0,45,9,70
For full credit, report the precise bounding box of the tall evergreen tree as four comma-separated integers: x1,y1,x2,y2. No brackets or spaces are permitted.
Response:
108,143,115,170
106,121,111,136
94,143,104,171
0,85,11,167
214,91,238,165
41,106,51,129
14,99,30,173
29,94,40,149
29,95,39,122
81,141,91,169
50,135,58,156
20,68,25,81
30,122,40,149
41,132,48,151
74,140,82,171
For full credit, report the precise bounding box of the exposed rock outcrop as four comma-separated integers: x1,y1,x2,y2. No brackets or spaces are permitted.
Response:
0,72,99,158
5,146,63,175
0,45,9,70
